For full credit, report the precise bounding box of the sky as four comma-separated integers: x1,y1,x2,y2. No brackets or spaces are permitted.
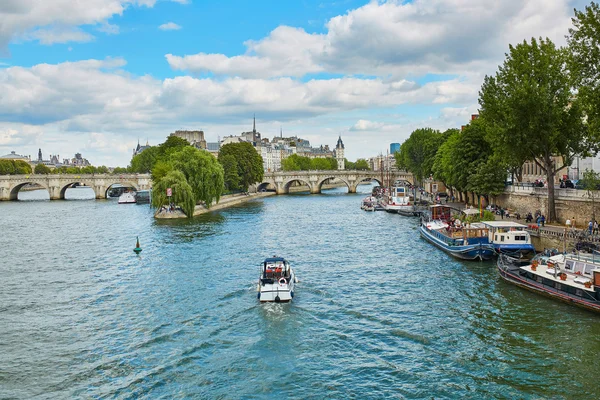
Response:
0,0,591,167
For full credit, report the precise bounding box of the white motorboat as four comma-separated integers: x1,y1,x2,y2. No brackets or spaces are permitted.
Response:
361,196,377,211
257,257,296,302
118,191,137,204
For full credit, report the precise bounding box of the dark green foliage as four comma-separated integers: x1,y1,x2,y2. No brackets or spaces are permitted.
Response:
395,128,446,183
130,146,160,173
171,146,224,206
568,2,600,139
151,170,196,217
220,155,241,192
112,167,129,174
34,163,51,174
218,142,263,191
479,37,589,221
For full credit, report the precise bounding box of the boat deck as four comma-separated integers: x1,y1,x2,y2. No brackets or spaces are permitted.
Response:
520,264,595,293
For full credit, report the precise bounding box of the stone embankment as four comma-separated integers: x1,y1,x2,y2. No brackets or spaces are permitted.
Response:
155,191,275,219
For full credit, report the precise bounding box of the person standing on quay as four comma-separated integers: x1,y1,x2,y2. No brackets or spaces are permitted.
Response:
500,208,505,220
594,220,599,235
572,217,576,230
589,220,593,236
566,217,571,229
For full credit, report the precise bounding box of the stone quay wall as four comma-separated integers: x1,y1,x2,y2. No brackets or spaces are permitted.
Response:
496,186,600,225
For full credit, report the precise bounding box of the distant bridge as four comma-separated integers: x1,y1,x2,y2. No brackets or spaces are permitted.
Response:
258,170,414,195
0,174,151,201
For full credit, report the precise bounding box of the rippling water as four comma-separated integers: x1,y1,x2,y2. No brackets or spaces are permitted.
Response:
2,185,600,399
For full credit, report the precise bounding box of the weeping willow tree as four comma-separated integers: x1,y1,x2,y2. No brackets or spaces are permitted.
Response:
170,146,224,207
152,170,196,217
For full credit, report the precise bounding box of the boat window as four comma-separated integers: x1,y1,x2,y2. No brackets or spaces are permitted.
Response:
501,235,504,242
576,289,583,297
584,264,594,276
495,235,498,241
556,283,562,290
565,260,574,271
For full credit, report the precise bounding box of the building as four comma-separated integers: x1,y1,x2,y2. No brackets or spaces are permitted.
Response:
390,143,400,154
170,130,207,149
1,151,31,162
133,140,151,156
206,142,220,157
70,152,91,167
334,136,345,170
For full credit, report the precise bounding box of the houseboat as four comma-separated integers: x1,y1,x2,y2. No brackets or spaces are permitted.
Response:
118,191,137,204
419,205,495,260
382,186,415,215
482,221,535,258
257,257,297,303
498,252,600,313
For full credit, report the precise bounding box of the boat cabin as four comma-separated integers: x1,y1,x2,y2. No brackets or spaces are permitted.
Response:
482,221,531,245
261,257,291,284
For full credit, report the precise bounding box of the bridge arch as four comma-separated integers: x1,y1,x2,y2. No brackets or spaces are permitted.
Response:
257,181,276,192
356,176,383,187
9,182,50,201
104,182,139,198
59,181,96,200
283,178,312,194
316,176,351,193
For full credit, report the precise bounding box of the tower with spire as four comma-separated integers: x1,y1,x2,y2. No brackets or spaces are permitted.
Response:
335,136,345,170
38,148,42,162
253,114,256,134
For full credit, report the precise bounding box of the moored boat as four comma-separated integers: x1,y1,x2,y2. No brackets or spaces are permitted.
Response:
419,205,495,260
498,252,600,313
382,186,415,215
361,196,377,211
257,257,296,302
118,191,137,204
482,221,535,259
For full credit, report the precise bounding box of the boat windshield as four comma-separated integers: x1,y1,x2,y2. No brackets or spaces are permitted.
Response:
263,259,289,278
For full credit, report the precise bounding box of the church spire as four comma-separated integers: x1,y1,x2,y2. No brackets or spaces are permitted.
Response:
280,126,283,138
253,114,256,133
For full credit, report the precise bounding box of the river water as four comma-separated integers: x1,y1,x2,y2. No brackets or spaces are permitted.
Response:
1,185,600,399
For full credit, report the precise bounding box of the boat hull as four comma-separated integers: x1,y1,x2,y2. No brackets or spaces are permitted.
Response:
258,271,296,303
419,225,495,261
493,244,536,259
497,259,600,313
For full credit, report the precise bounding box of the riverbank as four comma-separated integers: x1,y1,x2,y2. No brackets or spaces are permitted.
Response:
155,191,276,218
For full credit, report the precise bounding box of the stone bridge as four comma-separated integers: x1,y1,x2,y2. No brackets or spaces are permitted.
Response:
0,174,152,200
258,170,414,195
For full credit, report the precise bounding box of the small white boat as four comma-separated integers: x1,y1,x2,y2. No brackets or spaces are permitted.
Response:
361,196,376,211
257,257,296,302
118,191,137,204
382,186,414,215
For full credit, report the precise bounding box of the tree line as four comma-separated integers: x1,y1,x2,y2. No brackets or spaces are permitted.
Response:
280,154,370,171
396,2,600,222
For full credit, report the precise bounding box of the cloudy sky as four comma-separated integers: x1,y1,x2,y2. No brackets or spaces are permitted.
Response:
0,0,590,166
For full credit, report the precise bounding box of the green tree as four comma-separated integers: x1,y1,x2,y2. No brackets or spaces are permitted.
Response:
13,160,32,174
96,166,109,174
395,128,445,184
582,169,600,220
218,142,263,191
151,160,173,182
130,146,160,173
345,159,355,170
311,157,336,170
220,155,241,192
112,167,129,174
152,170,196,217
480,37,590,222
171,146,224,206
34,163,51,174
282,156,300,171
0,160,16,175
568,2,600,139
354,159,369,170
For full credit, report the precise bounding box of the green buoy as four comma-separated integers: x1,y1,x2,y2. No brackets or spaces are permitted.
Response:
133,236,142,254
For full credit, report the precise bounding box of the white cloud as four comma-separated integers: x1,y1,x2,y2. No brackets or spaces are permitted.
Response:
166,0,580,79
97,23,120,35
350,120,385,131
0,0,186,47
159,22,182,31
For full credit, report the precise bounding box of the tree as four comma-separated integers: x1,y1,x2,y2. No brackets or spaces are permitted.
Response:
582,169,600,220
220,155,241,192
0,160,16,175
568,2,600,139
479,37,590,222
218,142,263,191
152,170,196,217
282,156,300,171
151,160,173,182
354,159,370,170
345,159,355,170
171,146,224,206
34,163,51,174
433,130,461,197
112,167,129,174
311,157,336,170
13,160,32,174
130,146,160,173
395,128,445,184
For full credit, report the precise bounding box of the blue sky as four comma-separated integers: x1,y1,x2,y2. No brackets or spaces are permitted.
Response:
0,0,589,166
